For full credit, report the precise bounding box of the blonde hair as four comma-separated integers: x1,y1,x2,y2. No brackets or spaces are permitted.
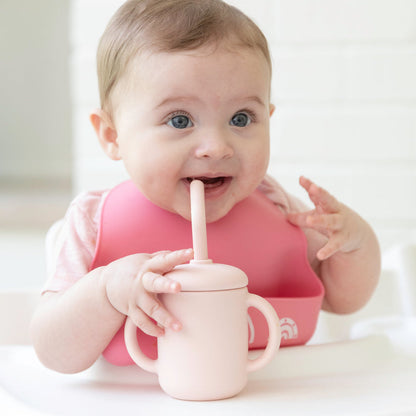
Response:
97,0,272,113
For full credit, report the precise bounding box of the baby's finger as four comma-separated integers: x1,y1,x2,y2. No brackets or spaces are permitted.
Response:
142,271,181,293
147,248,193,275
299,176,314,193
300,176,340,213
286,211,314,228
128,307,165,337
306,213,343,231
138,293,182,332
316,237,344,260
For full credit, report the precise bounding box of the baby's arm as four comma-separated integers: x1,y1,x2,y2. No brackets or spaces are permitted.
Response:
30,249,193,373
287,177,381,314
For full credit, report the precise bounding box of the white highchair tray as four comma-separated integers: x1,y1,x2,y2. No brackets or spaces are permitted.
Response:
1,334,416,416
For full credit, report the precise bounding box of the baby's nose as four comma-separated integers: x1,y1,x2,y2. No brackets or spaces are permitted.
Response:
195,132,234,160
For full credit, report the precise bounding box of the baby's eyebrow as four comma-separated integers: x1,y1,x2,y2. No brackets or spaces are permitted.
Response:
239,96,266,107
154,94,266,110
155,96,200,109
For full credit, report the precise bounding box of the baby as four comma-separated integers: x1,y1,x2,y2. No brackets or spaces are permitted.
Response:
31,0,381,373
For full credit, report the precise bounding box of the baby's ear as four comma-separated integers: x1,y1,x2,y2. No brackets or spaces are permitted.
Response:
90,109,121,160
269,104,276,117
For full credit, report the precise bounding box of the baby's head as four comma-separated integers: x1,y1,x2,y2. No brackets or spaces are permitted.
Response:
96,0,272,114
91,0,274,222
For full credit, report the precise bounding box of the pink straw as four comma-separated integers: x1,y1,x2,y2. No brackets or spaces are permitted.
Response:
190,180,208,261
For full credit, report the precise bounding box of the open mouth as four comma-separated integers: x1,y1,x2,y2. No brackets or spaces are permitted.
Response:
185,176,231,189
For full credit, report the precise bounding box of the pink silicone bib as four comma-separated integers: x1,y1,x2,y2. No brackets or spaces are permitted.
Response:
90,181,324,365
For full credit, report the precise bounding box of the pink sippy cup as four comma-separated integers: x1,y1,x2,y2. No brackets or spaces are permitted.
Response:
124,180,281,401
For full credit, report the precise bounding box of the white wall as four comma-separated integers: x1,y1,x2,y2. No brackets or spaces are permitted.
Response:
0,0,71,184
71,0,416,253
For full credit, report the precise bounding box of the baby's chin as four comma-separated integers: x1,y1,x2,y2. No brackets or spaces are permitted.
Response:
201,204,236,224
174,204,234,224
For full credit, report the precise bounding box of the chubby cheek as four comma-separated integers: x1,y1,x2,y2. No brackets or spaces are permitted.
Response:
258,141,270,173
137,167,189,215
131,148,178,185
244,149,269,187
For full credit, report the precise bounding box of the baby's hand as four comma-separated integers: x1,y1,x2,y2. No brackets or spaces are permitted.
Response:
101,249,193,337
287,177,368,261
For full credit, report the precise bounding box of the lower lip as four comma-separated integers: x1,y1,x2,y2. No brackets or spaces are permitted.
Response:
183,177,232,199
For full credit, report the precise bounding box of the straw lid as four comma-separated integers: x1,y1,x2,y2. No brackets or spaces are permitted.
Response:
168,260,248,292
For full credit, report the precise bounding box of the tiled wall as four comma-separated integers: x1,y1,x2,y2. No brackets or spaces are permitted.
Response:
71,0,416,252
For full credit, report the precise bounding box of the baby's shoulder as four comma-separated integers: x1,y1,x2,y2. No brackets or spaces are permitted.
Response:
258,175,309,214
65,189,110,228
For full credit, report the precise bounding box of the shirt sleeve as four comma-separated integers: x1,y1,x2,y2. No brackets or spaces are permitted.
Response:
257,174,310,214
43,190,108,293
258,175,326,268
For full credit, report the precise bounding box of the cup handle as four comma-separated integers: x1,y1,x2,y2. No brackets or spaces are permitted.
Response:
246,294,281,372
124,317,158,374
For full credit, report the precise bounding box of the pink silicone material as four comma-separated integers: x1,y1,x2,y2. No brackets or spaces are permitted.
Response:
246,293,281,372
90,180,324,365
124,294,281,374
124,286,280,400
190,180,208,261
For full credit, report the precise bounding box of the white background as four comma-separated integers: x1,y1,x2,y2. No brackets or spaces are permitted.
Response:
1,0,415,288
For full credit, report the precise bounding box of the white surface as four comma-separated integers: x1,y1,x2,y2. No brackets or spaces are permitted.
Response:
0,334,416,416
0,290,40,344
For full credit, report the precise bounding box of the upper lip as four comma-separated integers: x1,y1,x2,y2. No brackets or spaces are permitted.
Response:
185,173,231,181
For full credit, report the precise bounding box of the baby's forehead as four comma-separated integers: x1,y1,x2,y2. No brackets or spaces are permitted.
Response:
108,43,272,114
131,46,270,87
128,41,270,74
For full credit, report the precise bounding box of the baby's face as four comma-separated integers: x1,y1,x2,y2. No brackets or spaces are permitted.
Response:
111,44,272,222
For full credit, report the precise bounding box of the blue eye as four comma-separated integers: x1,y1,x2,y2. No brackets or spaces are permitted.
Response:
168,114,193,129
230,112,251,127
